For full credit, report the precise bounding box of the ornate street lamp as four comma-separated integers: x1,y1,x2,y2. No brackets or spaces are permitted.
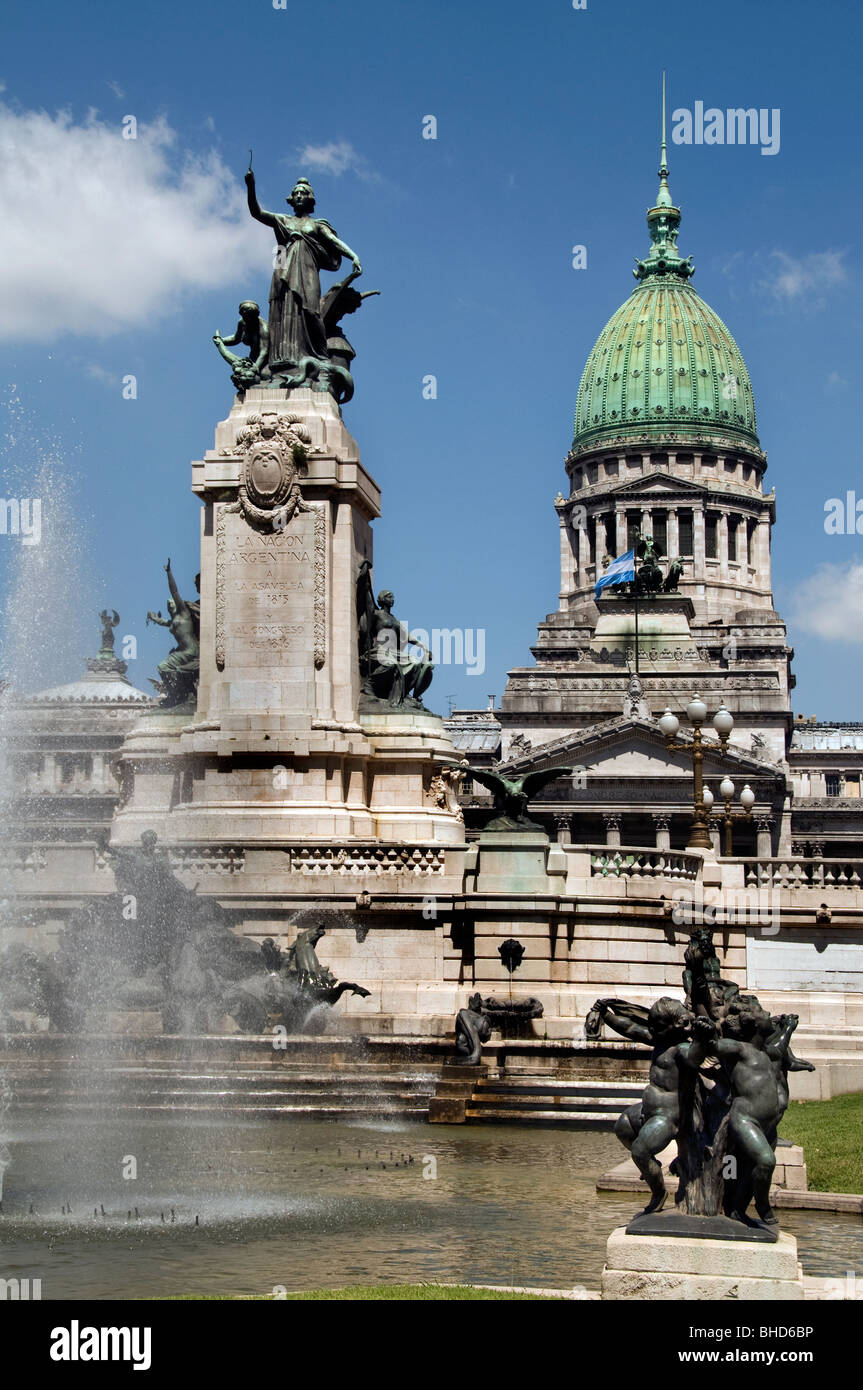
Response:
714,777,755,855
658,695,734,850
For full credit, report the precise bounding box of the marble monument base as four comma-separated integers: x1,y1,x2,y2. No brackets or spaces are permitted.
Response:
601,1226,805,1300
590,594,698,658
470,830,562,895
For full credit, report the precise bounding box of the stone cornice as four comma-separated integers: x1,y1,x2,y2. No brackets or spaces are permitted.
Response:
567,433,767,466
560,474,776,517
498,713,784,782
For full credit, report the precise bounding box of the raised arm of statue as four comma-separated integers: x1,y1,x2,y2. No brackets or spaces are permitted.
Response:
165,560,187,613
244,169,277,230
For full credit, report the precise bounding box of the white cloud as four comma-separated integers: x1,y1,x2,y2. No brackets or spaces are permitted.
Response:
759,249,848,304
85,363,117,386
297,139,376,180
0,104,266,342
105,80,125,100
787,561,863,642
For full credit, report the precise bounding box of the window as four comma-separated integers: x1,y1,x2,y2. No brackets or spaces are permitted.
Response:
728,516,738,562
705,513,718,560
677,509,694,556
747,518,758,566
826,775,841,797
627,513,641,551
845,774,860,799
653,512,667,555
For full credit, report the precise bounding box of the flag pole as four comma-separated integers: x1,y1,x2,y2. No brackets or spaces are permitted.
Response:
634,579,640,674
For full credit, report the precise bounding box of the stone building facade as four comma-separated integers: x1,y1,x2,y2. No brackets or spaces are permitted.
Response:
448,141,863,866
0,648,153,950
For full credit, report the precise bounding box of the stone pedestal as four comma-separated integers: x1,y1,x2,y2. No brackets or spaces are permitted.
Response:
601,1227,805,1300
591,594,698,659
470,830,559,894
112,387,464,858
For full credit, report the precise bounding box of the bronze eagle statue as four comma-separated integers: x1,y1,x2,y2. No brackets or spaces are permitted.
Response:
457,764,573,830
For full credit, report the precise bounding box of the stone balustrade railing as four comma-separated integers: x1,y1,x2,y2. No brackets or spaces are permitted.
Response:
168,846,245,875
744,858,863,888
291,845,446,876
0,847,47,873
103,844,447,877
587,847,701,880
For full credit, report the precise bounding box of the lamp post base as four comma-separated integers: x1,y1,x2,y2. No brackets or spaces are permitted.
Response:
686,824,714,851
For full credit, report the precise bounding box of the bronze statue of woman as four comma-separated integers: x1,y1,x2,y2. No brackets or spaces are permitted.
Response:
245,164,362,374
98,608,120,656
146,560,200,706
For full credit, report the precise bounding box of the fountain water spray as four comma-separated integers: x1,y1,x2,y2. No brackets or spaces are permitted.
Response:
0,389,94,1194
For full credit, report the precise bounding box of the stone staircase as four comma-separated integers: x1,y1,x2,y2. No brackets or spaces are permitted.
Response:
0,1034,449,1121
1,1033,651,1126
464,1075,644,1126
5,1061,439,1120
429,1065,643,1127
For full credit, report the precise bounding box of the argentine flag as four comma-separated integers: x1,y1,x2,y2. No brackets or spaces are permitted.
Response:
594,548,635,598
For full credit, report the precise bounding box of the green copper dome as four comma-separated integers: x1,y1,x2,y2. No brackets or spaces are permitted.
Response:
573,130,759,455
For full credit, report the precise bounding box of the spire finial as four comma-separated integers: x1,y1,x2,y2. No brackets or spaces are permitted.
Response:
633,72,694,282
656,71,672,207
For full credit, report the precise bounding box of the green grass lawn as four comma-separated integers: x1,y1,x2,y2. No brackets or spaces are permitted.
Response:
779,1092,863,1193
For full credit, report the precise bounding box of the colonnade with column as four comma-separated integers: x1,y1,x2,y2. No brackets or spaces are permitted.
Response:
548,808,770,855
569,497,772,595
22,750,117,795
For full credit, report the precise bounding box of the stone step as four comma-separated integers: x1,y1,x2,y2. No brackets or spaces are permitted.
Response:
468,1096,629,1115
9,1100,432,1118
474,1079,643,1098
1,1067,436,1078
10,1084,433,1103
460,1076,642,1127
464,1107,616,1127
9,1069,436,1089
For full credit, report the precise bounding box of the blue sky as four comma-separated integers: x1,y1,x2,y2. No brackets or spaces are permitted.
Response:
1,0,862,714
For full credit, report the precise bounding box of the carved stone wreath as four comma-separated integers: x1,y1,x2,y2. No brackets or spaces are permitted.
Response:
229,412,312,529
